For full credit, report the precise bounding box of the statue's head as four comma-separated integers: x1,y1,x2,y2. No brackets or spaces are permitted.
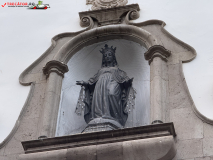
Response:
100,44,118,67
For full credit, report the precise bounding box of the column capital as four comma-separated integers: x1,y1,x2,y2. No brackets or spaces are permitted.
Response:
43,60,69,78
144,45,171,65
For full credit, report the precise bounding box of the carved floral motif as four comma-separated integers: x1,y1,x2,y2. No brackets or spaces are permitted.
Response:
87,0,128,10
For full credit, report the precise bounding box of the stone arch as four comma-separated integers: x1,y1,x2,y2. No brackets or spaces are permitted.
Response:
53,24,158,63
40,24,159,138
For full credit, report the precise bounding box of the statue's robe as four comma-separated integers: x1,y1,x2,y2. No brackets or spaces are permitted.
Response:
76,67,136,126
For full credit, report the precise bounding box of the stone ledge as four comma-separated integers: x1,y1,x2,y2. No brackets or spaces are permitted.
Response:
19,136,176,160
21,123,176,154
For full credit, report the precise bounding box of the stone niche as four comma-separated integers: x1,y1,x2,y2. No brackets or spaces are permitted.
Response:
1,3,213,160
56,39,150,136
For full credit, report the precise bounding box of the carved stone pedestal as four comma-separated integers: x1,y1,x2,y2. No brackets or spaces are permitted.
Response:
82,118,123,133
19,123,176,160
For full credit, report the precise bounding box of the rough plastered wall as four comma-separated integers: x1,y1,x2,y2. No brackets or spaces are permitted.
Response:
0,0,213,160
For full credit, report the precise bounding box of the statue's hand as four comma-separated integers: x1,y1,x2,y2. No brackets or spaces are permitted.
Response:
76,80,88,86
126,78,133,84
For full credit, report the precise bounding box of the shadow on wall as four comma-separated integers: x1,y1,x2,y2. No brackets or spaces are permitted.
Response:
56,39,150,136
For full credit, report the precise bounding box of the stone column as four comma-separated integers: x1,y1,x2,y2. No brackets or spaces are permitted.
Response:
38,60,68,138
144,45,171,124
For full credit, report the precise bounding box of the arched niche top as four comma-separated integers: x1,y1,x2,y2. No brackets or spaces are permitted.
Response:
53,24,158,64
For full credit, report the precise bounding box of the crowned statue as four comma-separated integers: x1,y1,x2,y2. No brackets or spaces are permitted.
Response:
75,44,136,132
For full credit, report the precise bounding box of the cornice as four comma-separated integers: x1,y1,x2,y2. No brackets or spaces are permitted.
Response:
53,24,158,63
21,122,176,153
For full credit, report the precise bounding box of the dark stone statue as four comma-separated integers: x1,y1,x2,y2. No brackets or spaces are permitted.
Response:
75,44,136,132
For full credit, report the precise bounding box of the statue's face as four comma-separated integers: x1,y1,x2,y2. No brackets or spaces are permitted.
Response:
104,50,114,63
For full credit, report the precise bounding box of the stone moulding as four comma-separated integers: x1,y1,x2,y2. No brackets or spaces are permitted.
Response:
53,24,157,63
21,123,176,153
20,136,176,159
19,123,176,160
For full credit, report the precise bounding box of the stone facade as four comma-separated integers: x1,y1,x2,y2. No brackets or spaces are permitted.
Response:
0,3,213,160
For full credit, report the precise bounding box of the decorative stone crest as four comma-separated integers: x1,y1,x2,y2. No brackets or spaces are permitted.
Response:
79,4,140,26
86,0,128,10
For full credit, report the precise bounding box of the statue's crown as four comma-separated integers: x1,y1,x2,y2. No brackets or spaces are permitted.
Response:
100,44,116,54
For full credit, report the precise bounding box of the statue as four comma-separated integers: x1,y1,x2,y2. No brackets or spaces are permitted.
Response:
75,44,136,132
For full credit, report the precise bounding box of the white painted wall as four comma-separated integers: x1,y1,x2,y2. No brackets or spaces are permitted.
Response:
0,0,213,142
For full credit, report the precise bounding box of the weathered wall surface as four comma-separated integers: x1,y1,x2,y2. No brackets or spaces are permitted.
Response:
142,23,213,160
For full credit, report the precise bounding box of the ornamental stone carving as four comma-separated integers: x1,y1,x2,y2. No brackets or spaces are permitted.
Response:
144,45,171,65
79,4,140,26
86,0,128,10
43,60,69,78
